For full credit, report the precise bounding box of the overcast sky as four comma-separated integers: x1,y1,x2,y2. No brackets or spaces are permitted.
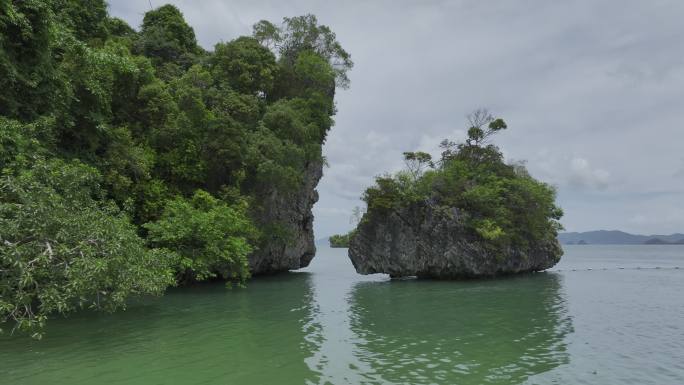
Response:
110,0,684,237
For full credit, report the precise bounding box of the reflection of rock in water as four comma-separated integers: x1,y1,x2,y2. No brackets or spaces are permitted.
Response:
348,273,572,384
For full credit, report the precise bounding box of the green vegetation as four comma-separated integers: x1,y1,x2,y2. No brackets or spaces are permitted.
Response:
0,1,350,336
360,110,563,258
329,206,363,247
329,231,355,248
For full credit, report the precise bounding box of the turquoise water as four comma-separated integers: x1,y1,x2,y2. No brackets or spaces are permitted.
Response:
1,245,683,384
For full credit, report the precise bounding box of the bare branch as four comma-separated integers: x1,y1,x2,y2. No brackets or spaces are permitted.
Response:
467,108,494,129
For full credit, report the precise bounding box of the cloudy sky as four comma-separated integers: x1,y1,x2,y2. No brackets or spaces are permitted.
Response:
110,0,684,237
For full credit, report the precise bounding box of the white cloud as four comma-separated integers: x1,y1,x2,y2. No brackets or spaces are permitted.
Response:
568,157,611,190
626,206,684,235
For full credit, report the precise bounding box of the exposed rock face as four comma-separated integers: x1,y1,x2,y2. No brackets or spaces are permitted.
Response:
249,161,322,274
348,203,562,278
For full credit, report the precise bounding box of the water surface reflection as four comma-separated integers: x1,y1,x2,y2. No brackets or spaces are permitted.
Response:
302,248,572,385
346,273,572,384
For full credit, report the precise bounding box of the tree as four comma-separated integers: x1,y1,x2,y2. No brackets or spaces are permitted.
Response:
0,159,174,338
0,0,64,120
210,36,277,96
402,151,434,181
252,20,281,50
136,4,201,71
252,14,353,89
53,0,109,44
144,190,257,286
106,17,136,38
465,108,507,147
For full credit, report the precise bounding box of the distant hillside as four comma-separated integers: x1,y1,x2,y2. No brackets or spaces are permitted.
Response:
559,230,684,245
322,230,684,246
644,237,684,245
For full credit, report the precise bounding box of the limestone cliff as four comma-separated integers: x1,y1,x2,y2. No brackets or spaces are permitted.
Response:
348,202,562,278
249,160,322,274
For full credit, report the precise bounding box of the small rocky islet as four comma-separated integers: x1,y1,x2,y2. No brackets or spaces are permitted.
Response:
347,112,564,278
348,202,562,278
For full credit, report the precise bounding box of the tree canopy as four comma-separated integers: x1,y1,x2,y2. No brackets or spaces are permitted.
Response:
0,1,350,337
253,14,353,89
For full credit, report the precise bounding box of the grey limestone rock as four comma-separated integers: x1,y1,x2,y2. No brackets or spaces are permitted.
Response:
249,160,322,274
348,202,562,278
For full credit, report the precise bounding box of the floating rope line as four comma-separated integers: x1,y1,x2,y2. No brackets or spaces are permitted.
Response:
552,266,682,272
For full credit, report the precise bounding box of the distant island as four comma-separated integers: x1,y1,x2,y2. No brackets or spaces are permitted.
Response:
329,231,355,248
559,230,684,245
